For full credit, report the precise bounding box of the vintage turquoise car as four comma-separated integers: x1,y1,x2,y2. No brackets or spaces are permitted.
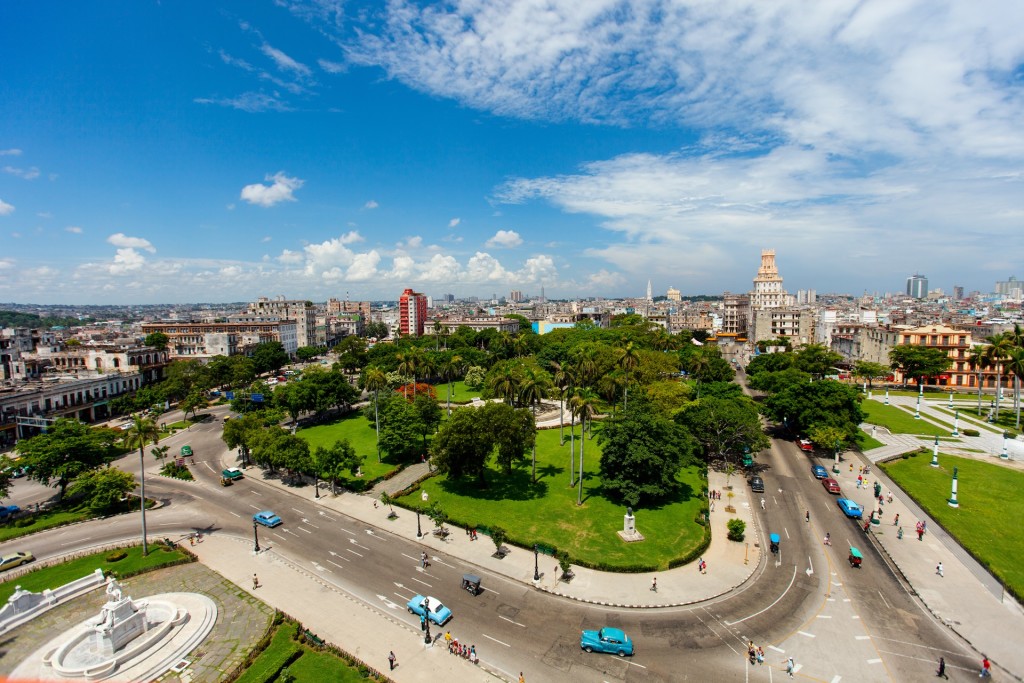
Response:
580,627,634,657
253,510,282,528
837,498,863,519
406,594,452,625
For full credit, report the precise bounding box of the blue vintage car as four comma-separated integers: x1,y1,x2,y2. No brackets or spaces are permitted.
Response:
836,498,863,519
580,627,634,657
811,464,829,479
406,594,452,625
253,510,282,528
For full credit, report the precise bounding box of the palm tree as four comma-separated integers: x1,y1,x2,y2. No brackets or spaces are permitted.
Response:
549,361,571,445
982,333,1013,419
615,342,640,411
688,348,713,399
396,350,419,400
570,389,598,505
122,415,160,555
488,364,521,406
433,320,444,351
597,370,625,418
968,345,987,416
1005,346,1024,429
519,368,551,483
438,354,463,416
511,334,530,359
364,366,387,462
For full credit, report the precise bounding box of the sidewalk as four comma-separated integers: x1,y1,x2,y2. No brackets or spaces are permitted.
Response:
188,535,499,683
835,447,1024,680
249,467,759,609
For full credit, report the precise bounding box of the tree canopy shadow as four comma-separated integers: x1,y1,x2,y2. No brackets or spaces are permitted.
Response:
438,465,549,501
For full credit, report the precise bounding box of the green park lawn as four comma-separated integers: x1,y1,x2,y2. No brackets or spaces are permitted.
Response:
431,380,482,404
0,504,93,543
0,544,188,604
858,433,885,451
397,427,708,571
296,412,397,484
237,620,382,683
861,400,949,436
881,454,1024,601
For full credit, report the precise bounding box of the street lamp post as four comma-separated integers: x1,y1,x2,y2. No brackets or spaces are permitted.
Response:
884,388,889,405
833,441,840,474
253,521,261,553
422,600,432,645
314,475,320,499
952,409,959,437
1001,431,1009,460
948,390,954,408
533,545,540,582
416,509,423,539
914,384,922,419
930,435,939,467
948,467,960,508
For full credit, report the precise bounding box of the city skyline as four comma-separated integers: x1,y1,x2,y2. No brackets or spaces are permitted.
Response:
1,1,1022,305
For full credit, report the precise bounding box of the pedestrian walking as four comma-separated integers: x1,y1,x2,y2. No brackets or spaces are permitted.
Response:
519,672,525,683
893,513,900,526
936,656,947,678
388,651,397,671
981,656,991,677
189,535,195,547
887,492,893,503
757,646,765,664
897,526,903,539
651,577,657,592
824,532,831,546
444,631,452,649
761,498,766,511
252,573,259,590
805,510,810,522
936,562,944,577
786,656,795,677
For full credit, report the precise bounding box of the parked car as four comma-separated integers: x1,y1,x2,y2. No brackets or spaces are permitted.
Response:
222,467,244,481
406,594,452,625
180,445,193,457
837,498,863,519
0,505,21,521
748,475,764,493
253,510,282,528
580,627,634,657
798,439,814,452
821,478,841,494
811,464,829,479
0,551,34,572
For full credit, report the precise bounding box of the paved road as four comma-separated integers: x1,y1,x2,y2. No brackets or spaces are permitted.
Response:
0,404,982,682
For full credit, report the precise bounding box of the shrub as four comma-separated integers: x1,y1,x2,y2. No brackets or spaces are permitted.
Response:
726,518,746,542
106,551,128,562
490,526,508,556
962,429,980,437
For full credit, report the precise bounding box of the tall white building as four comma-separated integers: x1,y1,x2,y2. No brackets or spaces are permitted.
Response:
906,274,928,299
749,250,793,310
248,296,317,349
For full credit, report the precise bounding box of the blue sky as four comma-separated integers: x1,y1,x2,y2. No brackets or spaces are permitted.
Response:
1,1,1022,305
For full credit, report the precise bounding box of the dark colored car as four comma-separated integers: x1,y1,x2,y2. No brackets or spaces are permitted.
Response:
748,476,765,493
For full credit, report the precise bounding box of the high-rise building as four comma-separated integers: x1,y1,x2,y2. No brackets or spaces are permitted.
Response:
666,287,681,302
509,290,523,303
995,276,1021,298
952,286,964,300
750,249,792,310
398,288,428,337
646,280,653,301
906,274,928,299
248,296,316,348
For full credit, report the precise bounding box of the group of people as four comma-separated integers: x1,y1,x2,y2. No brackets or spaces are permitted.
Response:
697,557,707,574
746,641,766,665
464,527,479,540
443,632,478,663
916,520,928,541
708,489,723,500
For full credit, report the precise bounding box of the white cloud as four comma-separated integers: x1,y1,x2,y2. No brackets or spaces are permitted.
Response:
240,172,304,207
3,165,40,180
277,249,304,264
261,235,272,242
0,258,14,269
108,248,147,275
485,229,523,248
318,58,347,74
261,43,311,77
363,200,379,209
587,269,625,289
226,203,236,210
107,233,156,253
464,252,510,281
448,217,460,228
194,92,292,112
37,211,52,218
65,226,82,234
0,199,13,215
0,149,21,156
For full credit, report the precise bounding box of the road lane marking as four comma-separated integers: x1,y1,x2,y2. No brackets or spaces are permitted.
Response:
299,527,312,534
856,636,870,640
229,512,241,518
327,560,346,569
61,538,89,546
877,591,891,609
768,645,785,653
626,661,647,669
784,527,790,539
867,659,882,664
157,522,178,526
816,615,832,619
349,539,370,550
273,533,287,541
249,505,262,510
830,676,841,683
433,558,456,568
402,553,419,562
481,634,510,647
851,615,860,619
498,616,526,628
347,549,363,557
798,631,816,638
249,491,261,495
318,511,337,521
340,528,356,536
302,519,320,529
291,507,305,514
725,566,797,625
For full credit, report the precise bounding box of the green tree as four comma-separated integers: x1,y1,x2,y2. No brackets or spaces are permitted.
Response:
889,345,952,389
463,365,486,390
429,407,494,484
438,353,464,416
251,341,290,375
363,366,388,462
726,518,746,541
747,366,811,394
180,391,209,420
376,393,424,462
313,440,362,494
161,359,206,402
412,393,442,448
16,418,118,500
0,456,17,499
570,389,599,505
68,467,136,513
480,403,535,475
807,424,849,454
296,345,327,362
121,415,160,555
982,333,1014,420
763,380,865,445
221,413,263,467
679,396,768,464
968,345,988,416
615,341,640,410
597,395,696,507
794,343,843,379
852,361,891,389
745,352,795,376
143,331,169,351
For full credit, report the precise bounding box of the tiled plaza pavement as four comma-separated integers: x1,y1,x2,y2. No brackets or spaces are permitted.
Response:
0,562,274,683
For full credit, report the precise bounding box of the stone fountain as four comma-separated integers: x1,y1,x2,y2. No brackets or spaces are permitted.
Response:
10,577,217,681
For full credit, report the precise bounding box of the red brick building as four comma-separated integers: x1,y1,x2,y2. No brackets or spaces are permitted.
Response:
398,288,428,337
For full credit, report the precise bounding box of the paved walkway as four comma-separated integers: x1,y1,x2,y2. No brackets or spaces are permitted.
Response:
853,395,1024,679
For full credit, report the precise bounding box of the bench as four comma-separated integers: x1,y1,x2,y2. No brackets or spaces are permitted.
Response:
303,629,324,647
